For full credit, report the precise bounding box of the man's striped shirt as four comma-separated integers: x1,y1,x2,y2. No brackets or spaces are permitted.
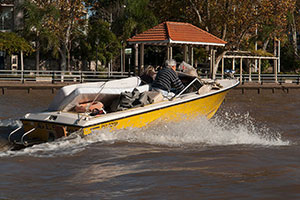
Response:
151,67,185,94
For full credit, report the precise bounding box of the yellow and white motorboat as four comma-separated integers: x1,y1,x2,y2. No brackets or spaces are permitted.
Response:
8,76,239,147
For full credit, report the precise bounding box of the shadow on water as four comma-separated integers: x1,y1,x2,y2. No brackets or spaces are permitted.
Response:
0,119,25,151
0,126,14,151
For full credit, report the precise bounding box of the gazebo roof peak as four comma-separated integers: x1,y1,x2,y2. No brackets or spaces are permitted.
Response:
127,21,227,46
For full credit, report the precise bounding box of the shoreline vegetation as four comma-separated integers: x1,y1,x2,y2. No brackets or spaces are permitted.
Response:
1,0,300,74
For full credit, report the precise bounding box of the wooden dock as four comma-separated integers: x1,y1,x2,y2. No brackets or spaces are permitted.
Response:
0,81,70,94
0,81,300,94
236,83,300,94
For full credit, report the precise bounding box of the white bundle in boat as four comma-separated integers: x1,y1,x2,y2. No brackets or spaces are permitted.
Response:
178,61,198,77
48,77,145,111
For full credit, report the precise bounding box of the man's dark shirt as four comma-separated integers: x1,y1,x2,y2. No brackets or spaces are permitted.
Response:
151,67,185,94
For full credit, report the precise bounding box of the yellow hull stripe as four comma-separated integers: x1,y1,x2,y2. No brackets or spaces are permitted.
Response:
83,91,227,135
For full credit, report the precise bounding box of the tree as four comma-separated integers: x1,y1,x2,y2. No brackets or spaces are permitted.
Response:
287,0,300,58
21,0,87,71
0,32,33,55
87,18,121,66
256,0,295,51
87,0,157,70
114,0,157,41
45,0,87,71
149,0,190,23
21,0,58,71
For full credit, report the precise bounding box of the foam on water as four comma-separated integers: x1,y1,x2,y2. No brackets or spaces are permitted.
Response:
90,112,289,147
0,112,289,157
0,119,22,128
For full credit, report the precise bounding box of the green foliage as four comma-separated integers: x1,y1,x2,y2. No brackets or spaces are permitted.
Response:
251,49,274,57
194,47,208,63
22,1,59,53
113,0,157,41
149,0,188,23
281,43,300,72
87,19,121,64
261,60,271,72
0,32,33,55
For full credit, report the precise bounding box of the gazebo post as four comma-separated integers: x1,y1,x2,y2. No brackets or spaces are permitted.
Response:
258,58,261,83
139,43,144,75
232,58,235,71
274,39,278,83
189,46,194,67
134,44,139,75
167,45,170,60
21,50,24,83
210,48,213,78
221,57,224,79
170,46,173,59
184,45,188,62
278,40,281,73
211,49,216,79
249,59,252,82
275,58,278,83
240,58,243,83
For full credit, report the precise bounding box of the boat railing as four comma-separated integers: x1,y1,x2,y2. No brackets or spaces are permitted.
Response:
8,126,37,146
20,128,36,146
8,126,22,143
175,78,203,98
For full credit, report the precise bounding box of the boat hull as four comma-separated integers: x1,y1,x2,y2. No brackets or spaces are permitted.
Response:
20,89,228,144
21,121,80,142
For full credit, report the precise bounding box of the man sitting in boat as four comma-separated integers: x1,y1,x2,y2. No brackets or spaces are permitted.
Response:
151,59,185,98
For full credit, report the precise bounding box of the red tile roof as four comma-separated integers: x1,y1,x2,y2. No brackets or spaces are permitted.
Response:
127,22,227,46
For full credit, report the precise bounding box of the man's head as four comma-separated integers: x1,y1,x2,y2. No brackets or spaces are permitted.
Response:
165,59,177,71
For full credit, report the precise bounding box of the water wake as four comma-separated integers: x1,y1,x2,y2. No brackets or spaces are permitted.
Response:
0,119,22,128
0,113,289,157
89,112,288,147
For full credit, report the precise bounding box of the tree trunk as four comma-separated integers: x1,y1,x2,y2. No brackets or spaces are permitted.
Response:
67,49,71,71
189,0,202,25
65,21,72,71
291,12,298,56
214,51,227,75
222,24,227,40
262,38,270,51
206,0,210,32
59,46,67,71
122,46,126,73
35,40,40,71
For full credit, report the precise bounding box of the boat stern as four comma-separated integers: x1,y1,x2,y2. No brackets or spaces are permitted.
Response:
9,112,81,146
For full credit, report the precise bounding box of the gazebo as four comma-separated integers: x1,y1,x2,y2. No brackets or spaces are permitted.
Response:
127,21,227,76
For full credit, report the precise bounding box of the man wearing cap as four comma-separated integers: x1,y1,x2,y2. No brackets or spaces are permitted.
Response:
151,59,185,98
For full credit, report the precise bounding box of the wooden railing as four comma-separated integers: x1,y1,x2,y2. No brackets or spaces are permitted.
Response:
0,70,134,83
0,70,299,85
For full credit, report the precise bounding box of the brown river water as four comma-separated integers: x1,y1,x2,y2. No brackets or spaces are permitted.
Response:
0,88,299,199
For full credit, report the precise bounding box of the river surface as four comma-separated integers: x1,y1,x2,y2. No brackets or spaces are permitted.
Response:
0,89,299,199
